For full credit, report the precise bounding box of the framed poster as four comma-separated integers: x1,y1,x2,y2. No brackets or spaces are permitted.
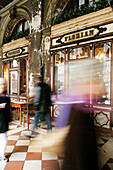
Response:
10,71,18,95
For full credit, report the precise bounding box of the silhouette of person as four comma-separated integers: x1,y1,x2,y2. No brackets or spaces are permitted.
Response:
0,78,10,162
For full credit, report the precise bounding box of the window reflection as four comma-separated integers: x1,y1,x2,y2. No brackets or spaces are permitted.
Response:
10,60,18,68
12,19,29,36
10,71,18,95
24,21,29,30
94,42,111,105
54,51,65,94
17,23,22,33
69,46,88,60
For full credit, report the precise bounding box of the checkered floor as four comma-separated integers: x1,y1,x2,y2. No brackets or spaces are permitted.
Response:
0,120,63,170
0,118,113,170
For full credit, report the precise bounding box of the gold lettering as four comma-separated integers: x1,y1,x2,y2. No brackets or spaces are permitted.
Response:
65,37,68,42
76,33,80,39
89,30,94,36
64,29,95,43
81,32,84,37
69,36,71,40
72,34,75,40
7,49,22,57
85,31,88,36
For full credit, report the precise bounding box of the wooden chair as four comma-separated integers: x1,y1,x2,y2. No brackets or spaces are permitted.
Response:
23,102,35,129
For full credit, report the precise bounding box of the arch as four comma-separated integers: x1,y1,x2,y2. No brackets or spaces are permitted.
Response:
2,6,31,41
4,16,26,38
45,0,70,26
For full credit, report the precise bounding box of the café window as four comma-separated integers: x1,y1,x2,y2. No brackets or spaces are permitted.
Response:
54,51,65,93
8,57,27,97
69,46,89,60
94,41,111,105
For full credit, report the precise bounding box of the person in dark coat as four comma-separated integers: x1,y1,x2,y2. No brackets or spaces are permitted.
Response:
61,104,99,170
0,77,10,162
29,76,52,137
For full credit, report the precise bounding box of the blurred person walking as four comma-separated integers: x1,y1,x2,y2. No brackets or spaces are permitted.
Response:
61,105,99,170
28,76,52,138
54,58,104,170
0,78,10,162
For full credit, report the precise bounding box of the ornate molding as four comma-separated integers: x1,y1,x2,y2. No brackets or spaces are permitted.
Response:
9,6,17,19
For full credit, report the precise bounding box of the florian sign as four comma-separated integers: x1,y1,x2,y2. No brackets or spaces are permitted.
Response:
51,23,113,47
7,48,22,57
63,28,96,43
55,27,107,45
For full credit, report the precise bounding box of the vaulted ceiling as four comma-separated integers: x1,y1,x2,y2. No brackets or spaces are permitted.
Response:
0,0,13,9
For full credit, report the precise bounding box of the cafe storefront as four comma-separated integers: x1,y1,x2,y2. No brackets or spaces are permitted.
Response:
50,7,113,135
2,37,29,102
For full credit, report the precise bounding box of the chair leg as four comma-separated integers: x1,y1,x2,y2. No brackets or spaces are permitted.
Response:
18,108,20,120
23,116,25,127
27,117,29,129
14,109,17,119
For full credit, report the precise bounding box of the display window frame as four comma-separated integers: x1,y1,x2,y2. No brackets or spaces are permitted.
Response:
51,40,113,107
53,49,67,95
2,56,28,101
92,40,113,107
68,44,90,61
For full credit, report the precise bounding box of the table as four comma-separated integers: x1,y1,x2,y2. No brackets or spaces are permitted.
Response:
10,101,27,125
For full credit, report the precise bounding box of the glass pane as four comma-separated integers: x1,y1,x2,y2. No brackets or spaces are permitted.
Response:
20,58,26,96
79,0,85,6
4,63,8,85
94,42,111,105
54,51,65,95
24,21,29,30
68,59,90,97
10,60,18,68
10,71,18,95
69,46,88,60
89,0,93,5
17,23,22,33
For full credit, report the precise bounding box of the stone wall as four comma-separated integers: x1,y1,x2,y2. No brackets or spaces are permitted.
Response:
0,0,69,88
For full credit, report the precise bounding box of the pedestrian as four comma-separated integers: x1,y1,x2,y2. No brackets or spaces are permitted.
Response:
61,104,99,170
28,75,52,138
0,77,10,162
